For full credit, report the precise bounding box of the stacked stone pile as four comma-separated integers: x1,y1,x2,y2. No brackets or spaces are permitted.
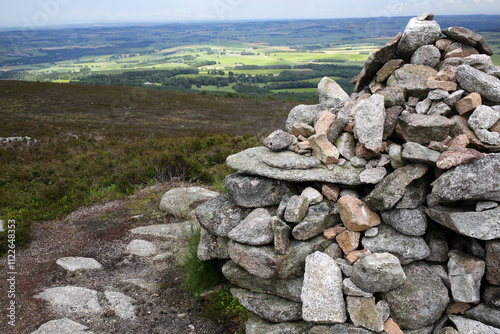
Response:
195,13,500,334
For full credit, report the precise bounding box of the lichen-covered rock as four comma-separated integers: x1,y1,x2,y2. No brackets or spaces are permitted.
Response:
442,26,494,55
411,45,441,68
292,202,339,241
228,208,273,246
197,227,229,260
387,64,438,98
222,261,303,302
264,130,294,152
224,173,295,208
231,288,302,323
318,77,351,110
486,239,500,285
354,94,386,153
301,251,346,324
448,315,500,334
381,207,428,236
448,250,485,303
455,65,500,103
159,186,218,218
361,224,430,265
350,252,406,293
347,296,384,332
397,112,455,145
397,17,442,58
245,316,312,334
383,262,449,330
285,104,322,132
194,194,252,237
228,235,332,280
284,195,309,223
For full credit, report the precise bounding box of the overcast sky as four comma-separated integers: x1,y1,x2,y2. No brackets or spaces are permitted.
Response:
1,0,500,28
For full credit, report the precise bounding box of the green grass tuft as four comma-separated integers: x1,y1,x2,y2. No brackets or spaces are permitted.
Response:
202,287,251,334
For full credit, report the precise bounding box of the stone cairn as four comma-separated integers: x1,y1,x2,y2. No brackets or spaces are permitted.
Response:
195,13,500,334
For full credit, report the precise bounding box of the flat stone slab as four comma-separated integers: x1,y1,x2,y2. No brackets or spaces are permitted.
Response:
448,315,500,334
34,286,102,316
31,318,92,334
425,206,500,240
159,186,218,218
226,147,364,186
104,290,136,319
127,239,158,257
56,257,103,272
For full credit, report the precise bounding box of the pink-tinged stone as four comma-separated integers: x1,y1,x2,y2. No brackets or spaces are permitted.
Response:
447,134,470,149
336,230,361,255
337,196,381,232
436,147,485,169
345,249,372,264
321,183,340,202
323,224,346,240
315,110,336,135
407,96,420,107
455,93,482,115
435,38,454,52
356,142,386,159
384,318,404,334
292,123,316,138
427,77,458,91
308,133,340,165
435,69,457,83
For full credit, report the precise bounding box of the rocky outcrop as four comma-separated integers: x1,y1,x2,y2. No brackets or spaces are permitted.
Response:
194,13,500,333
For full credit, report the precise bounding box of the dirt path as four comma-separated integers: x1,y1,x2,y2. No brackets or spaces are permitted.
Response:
0,184,235,334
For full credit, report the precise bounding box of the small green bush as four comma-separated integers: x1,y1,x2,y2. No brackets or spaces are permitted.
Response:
203,287,251,334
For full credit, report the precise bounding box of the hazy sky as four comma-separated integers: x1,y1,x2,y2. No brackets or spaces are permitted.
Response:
2,0,500,28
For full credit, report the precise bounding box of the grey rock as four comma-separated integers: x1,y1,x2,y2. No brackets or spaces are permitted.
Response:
228,208,273,246
416,98,433,114
464,303,500,329
131,220,198,240
398,17,442,58
402,142,440,165
411,45,441,68
456,65,500,103
328,107,351,143
440,54,499,76
292,202,338,241
387,64,438,98
389,144,405,169
286,104,322,132
318,77,351,110
355,32,402,92
245,316,312,334
360,167,387,184
486,239,500,285
468,105,500,131
467,237,486,259
31,318,92,334
365,227,379,237
121,278,159,292
284,195,309,223
425,206,500,240
397,112,455,145
264,130,294,152
445,90,465,107
222,261,303,302
335,132,356,160
377,300,391,323
331,323,378,333
428,101,452,117
428,89,451,101
347,296,384,332
475,128,500,145
375,59,405,83
405,326,434,334
395,178,428,209
424,228,449,262
197,227,229,261
365,163,429,211
301,251,346,323
228,235,332,279
56,257,102,272
430,153,500,203
104,290,136,319
448,315,500,334
127,239,157,257
159,186,218,218
381,207,428,236
343,278,373,297
224,173,294,209
361,224,430,265
448,250,485,303
339,189,360,199
194,194,252,237
476,201,499,212
231,288,302,323
301,187,323,205
271,216,291,255
383,262,450,330
350,157,367,168
354,94,386,153
384,105,404,139
350,252,406,293
336,258,353,277
442,26,494,55
484,285,500,308
379,86,406,107
34,286,102,316
226,147,364,185
324,243,343,259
